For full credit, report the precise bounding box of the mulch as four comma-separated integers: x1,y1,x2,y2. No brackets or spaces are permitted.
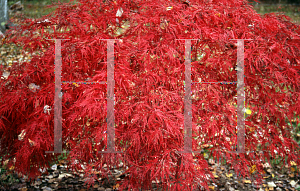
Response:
0,156,300,191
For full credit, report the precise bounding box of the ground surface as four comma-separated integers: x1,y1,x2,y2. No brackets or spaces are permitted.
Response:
0,155,300,190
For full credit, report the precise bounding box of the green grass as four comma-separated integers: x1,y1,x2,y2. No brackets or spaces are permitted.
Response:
9,0,78,19
252,3,300,24
7,1,300,24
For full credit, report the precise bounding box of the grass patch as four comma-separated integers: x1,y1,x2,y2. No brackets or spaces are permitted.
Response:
252,3,300,24
9,0,78,19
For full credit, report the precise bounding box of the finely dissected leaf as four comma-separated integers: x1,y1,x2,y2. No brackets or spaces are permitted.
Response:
1,0,300,190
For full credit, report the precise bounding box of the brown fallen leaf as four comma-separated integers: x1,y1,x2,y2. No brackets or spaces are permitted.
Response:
114,183,120,189
288,173,294,178
291,167,296,172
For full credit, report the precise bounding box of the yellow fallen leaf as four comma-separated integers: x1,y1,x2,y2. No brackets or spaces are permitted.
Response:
166,6,173,11
291,167,296,172
9,166,15,171
209,186,214,190
203,153,209,159
246,108,252,115
290,161,297,166
272,174,275,178
244,179,251,184
250,165,256,174
226,173,233,178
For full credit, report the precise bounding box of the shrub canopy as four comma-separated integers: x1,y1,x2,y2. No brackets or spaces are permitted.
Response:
1,0,300,190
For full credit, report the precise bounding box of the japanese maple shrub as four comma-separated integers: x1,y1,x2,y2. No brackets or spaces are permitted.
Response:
1,0,300,190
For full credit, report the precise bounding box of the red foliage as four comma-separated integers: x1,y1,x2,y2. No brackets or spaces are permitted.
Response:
1,0,300,190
